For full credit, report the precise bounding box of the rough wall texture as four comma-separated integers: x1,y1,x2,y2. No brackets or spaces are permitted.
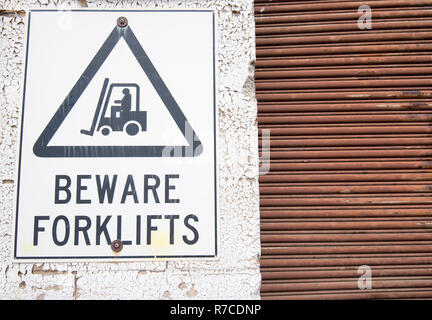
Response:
0,0,260,299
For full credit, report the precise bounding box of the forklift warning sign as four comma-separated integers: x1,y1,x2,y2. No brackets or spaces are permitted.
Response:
14,10,217,261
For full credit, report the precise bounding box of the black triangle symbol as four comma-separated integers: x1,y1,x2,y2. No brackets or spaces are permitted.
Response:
33,20,203,158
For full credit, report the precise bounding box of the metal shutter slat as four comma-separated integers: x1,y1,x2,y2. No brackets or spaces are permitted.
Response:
256,0,432,299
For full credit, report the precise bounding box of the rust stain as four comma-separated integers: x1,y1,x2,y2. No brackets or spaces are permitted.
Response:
0,10,25,17
36,293,46,300
31,265,66,275
408,102,427,109
44,284,63,291
77,0,88,7
186,284,198,297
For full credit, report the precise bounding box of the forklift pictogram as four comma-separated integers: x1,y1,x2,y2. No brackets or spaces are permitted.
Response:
81,78,147,136
33,17,203,158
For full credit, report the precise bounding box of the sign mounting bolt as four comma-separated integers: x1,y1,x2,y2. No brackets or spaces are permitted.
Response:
117,16,128,27
111,240,123,252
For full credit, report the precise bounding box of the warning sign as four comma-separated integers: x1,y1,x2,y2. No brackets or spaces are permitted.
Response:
14,9,217,261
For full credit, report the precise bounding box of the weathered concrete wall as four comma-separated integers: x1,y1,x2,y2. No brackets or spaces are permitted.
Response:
0,0,260,299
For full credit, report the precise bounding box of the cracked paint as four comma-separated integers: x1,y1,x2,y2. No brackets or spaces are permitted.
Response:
0,0,260,299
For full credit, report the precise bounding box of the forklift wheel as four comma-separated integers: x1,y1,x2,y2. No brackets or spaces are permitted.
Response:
125,122,140,136
101,127,111,136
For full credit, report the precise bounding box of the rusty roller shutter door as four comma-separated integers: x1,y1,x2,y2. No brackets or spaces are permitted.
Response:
255,0,432,299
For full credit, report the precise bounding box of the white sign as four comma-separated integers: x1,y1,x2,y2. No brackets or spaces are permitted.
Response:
14,9,217,261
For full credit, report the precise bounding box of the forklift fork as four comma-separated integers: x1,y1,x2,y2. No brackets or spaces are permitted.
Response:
80,78,110,136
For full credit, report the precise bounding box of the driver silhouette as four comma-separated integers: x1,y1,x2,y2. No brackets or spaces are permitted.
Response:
111,88,132,119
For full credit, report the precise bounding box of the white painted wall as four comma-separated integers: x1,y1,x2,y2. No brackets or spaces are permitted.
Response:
0,0,260,299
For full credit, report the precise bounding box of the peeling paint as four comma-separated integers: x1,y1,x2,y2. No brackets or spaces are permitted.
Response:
31,265,66,275
0,0,260,300
186,284,198,298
